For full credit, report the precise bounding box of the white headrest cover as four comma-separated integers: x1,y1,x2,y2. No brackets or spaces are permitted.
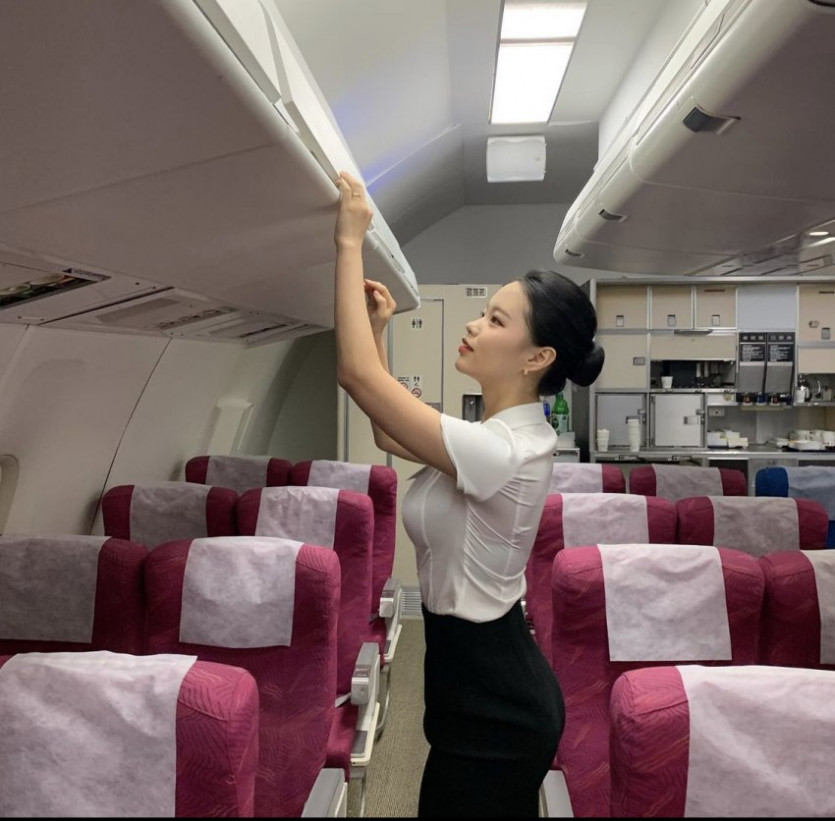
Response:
181,536,302,647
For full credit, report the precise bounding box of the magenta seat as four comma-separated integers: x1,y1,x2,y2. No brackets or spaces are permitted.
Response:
759,550,835,670
609,665,835,817
0,653,259,817
551,544,763,818
525,492,677,665
185,454,292,494
0,535,147,655
144,537,340,818
549,462,625,494
290,459,398,662
676,495,828,554
102,481,238,546
628,464,747,499
237,485,376,777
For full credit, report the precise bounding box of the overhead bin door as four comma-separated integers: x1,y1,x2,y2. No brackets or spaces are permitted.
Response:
0,0,419,334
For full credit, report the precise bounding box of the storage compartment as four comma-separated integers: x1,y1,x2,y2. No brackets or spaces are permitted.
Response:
595,333,648,389
650,285,693,330
695,285,736,328
596,393,647,450
595,285,648,329
651,392,704,447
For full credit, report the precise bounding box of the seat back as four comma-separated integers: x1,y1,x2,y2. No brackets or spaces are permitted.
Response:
676,495,828,555
628,463,747,500
237,486,373,697
185,454,292,494
144,536,340,818
525,493,677,663
290,459,396,615
552,544,763,818
548,462,625,494
609,665,835,818
0,535,147,654
102,481,238,546
759,549,835,669
756,465,835,547
0,652,258,817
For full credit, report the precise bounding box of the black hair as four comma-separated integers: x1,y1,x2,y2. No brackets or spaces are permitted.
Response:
515,269,605,396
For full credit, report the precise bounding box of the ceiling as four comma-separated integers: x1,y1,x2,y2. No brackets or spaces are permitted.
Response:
273,0,673,246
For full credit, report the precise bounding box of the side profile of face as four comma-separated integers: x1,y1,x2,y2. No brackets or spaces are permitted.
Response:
456,280,543,388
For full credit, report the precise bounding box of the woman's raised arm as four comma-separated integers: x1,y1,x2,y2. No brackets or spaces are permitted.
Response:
333,171,455,477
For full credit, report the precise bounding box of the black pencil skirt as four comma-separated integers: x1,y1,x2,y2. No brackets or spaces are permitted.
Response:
418,601,565,818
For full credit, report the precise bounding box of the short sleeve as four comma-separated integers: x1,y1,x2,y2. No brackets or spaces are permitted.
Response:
440,414,522,502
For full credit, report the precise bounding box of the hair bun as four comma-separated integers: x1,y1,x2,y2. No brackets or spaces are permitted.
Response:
569,342,605,387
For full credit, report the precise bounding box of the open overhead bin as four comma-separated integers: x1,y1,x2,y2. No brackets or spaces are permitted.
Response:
553,0,835,277
0,0,420,341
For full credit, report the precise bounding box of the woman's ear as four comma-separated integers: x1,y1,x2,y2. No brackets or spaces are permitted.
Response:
526,346,556,374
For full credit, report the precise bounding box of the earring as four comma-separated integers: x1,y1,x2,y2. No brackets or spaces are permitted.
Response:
522,368,529,376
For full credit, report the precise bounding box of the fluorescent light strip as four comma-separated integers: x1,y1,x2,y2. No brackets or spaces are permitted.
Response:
501,2,586,40
490,1,586,125
491,42,573,124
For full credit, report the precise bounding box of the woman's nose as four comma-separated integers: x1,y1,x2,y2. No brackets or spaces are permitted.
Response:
465,318,479,335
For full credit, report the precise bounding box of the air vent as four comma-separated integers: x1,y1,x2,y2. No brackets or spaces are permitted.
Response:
156,307,235,331
599,209,626,222
399,585,423,619
465,287,488,297
683,105,740,134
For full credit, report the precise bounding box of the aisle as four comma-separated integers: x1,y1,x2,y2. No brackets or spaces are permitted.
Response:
348,618,428,818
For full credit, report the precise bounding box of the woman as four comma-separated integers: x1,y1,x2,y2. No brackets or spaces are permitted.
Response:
334,170,604,817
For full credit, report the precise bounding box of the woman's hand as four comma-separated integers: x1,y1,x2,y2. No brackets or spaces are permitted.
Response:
335,171,373,249
364,278,397,337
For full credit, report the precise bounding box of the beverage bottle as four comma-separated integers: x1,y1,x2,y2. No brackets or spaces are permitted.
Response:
552,392,570,435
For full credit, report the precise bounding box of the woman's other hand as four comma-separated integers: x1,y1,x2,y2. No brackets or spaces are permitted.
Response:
335,171,373,249
364,278,396,337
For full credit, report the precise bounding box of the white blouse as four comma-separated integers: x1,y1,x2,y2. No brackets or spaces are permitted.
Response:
401,402,557,622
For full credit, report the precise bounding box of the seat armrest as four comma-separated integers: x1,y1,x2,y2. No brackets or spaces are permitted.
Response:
301,768,347,817
539,769,574,817
350,641,381,766
378,576,401,619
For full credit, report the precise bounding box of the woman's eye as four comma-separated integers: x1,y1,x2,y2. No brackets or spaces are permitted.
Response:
490,315,502,325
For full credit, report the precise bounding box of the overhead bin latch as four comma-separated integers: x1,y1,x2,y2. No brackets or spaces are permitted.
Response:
683,105,740,135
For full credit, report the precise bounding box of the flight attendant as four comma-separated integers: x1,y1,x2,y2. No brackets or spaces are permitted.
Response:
333,170,603,817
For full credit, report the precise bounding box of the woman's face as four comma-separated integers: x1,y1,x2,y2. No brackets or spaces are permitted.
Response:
456,281,537,385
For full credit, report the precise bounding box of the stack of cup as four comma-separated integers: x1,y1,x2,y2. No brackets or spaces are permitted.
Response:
596,428,610,452
627,417,641,452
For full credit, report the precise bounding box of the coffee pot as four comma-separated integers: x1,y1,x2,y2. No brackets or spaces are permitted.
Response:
799,375,811,402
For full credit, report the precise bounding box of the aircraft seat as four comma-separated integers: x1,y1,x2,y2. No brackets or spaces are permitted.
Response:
544,543,763,819
0,534,147,655
609,665,835,817
185,454,292,494
144,537,346,818
548,462,625,494
524,493,677,665
236,486,379,782
759,549,835,670
755,465,835,547
0,651,259,817
628,463,747,500
676,495,828,555
290,458,401,738
102,481,238,546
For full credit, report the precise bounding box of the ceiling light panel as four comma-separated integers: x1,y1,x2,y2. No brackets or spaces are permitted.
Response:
501,1,586,39
490,1,587,125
